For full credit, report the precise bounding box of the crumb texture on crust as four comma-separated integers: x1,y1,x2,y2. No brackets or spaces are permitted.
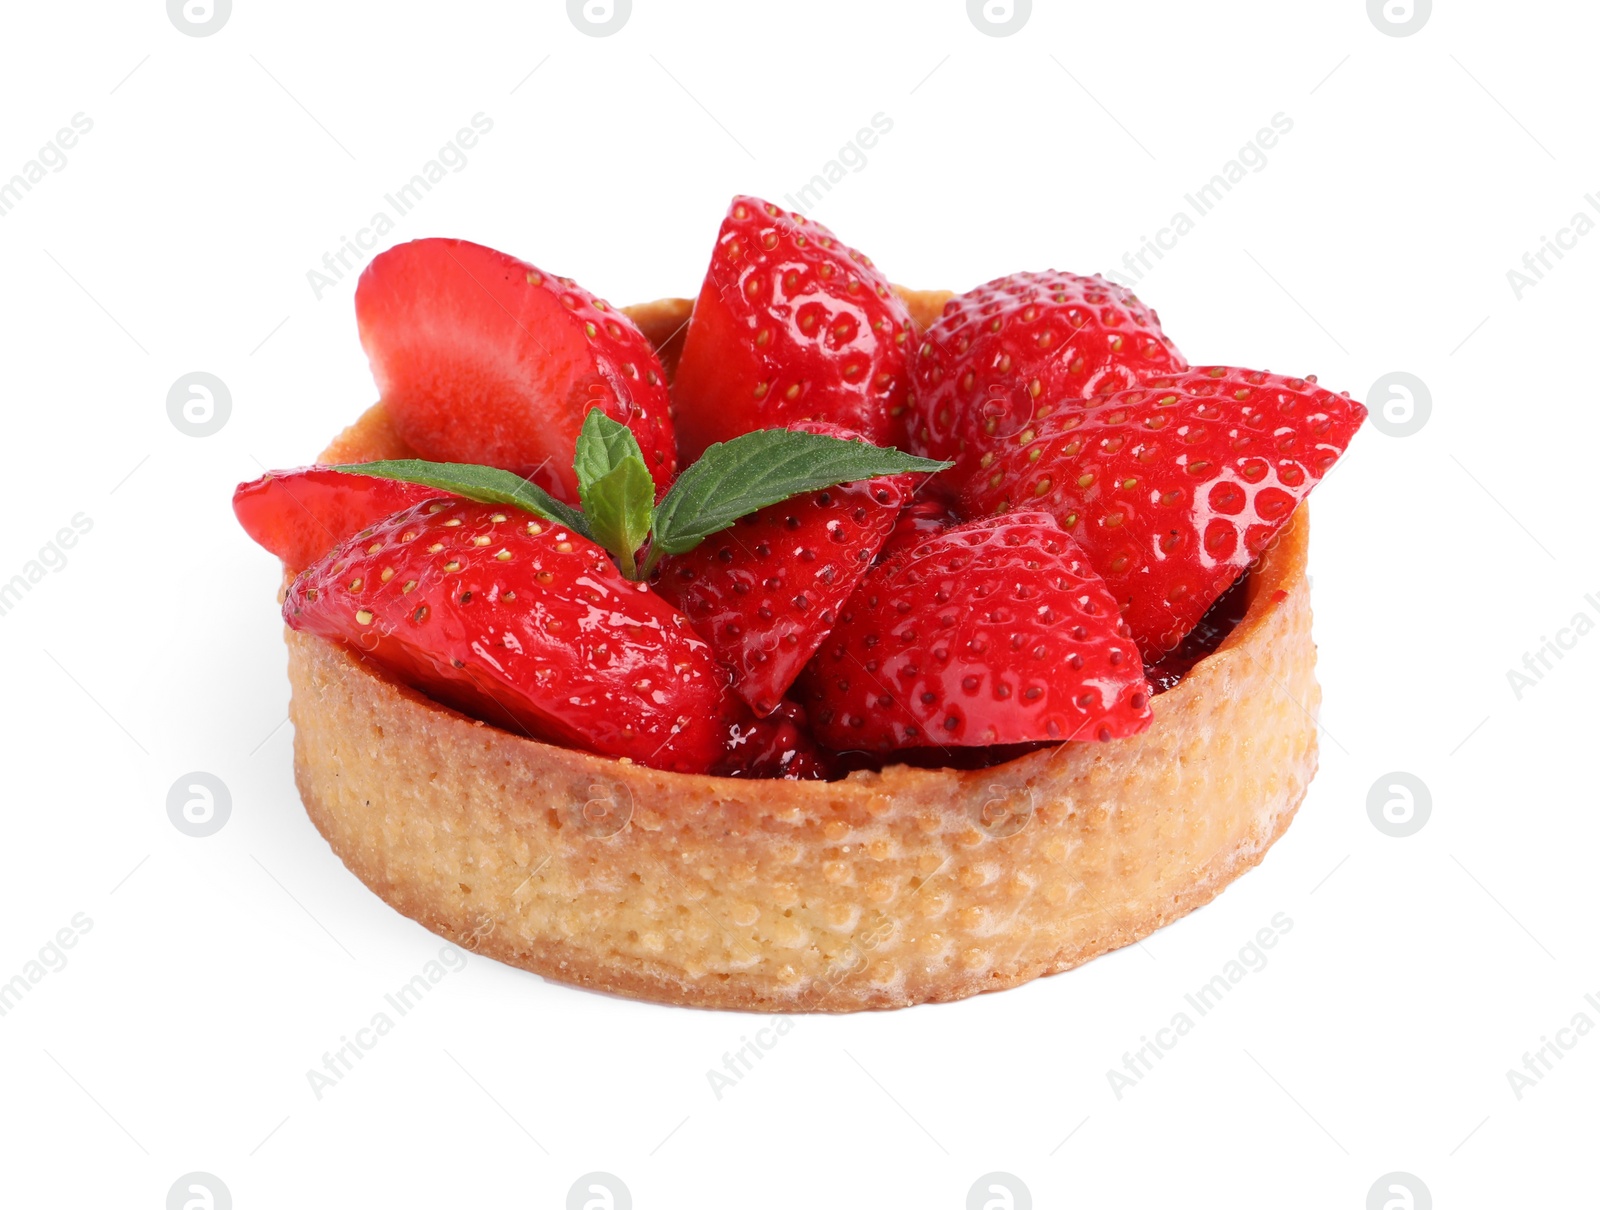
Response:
289,296,1320,1012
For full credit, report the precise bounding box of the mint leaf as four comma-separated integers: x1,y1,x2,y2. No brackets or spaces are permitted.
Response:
581,456,655,579
573,409,647,495
649,430,951,558
332,460,590,538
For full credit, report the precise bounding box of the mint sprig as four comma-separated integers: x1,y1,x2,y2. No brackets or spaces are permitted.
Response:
336,459,590,537
336,413,951,580
649,427,943,559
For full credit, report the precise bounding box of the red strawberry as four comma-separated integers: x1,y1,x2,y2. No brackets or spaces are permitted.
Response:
961,367,1366,658
908,271,1186,486
233,467,439,571
652,423,912,716
797,513,1152,751
355,238,676,502
672,196,914,462
283,498,733,773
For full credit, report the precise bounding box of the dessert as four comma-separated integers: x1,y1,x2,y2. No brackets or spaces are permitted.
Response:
237,197,1364,1011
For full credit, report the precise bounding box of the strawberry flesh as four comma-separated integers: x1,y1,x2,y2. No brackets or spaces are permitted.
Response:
798,513,1152,752
652,422,911,716
673,196,914,462
233,467,439,571
961,366,1366,659
909,270,1186,487
355,238,676,503
283,498,732,773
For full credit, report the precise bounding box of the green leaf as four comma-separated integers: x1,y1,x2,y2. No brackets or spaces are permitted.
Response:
573,409,646,495
331,459,591,538
580,456,656,579
650,430,951,558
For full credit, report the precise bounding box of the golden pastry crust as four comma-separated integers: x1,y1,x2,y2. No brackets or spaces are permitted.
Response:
283,291,1320,1012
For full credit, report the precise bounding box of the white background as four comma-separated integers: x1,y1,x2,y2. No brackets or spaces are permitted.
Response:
1,1,1594,1206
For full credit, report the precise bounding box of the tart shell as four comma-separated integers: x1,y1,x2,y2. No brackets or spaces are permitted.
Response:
285,291,1321,1012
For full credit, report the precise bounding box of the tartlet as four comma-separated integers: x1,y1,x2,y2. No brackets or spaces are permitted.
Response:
283,290,1321,1012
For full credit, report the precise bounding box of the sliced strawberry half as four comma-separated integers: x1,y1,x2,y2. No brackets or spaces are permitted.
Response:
672,196,914,462
797,513,1152,752
961,367,1366,659
652,422,912,716
233,467,440,572
355,238,676,502
909,270,1186,486
284,498,733,773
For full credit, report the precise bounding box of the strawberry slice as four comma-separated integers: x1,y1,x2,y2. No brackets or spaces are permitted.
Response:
672,196,915,462
961,367,1366,658
909,270,1186,486
355,238,676,503
797,513,1152,752
283,498,734,773
651,421,912,716
233,467,438,571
